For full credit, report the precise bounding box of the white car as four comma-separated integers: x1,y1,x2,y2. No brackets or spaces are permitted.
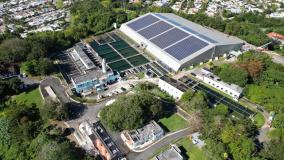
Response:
192,139,198,145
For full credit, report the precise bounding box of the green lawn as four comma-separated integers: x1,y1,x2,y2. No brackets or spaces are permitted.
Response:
158,114,189,132
254,112,265,128
12,88,43,107
176,137,208,160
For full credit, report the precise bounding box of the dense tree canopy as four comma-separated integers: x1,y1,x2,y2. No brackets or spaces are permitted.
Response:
40,100,70,122
0,100,89,160
0,38,29,64
0,77,22,99
100,92,162,131
180,89,195,103
180,90,208,113
22,58,54,76
215,64,248,87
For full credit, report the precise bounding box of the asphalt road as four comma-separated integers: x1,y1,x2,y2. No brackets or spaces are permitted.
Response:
40,76,70,103
40,76,86,119
265,51,284,66
127,128,192,160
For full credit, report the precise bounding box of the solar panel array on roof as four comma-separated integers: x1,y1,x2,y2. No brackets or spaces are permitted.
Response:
127,15,159,31
150,28,190,49
165,36,209,60
138,21,173,39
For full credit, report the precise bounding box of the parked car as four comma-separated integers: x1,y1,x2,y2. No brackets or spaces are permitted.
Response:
190,72,197,77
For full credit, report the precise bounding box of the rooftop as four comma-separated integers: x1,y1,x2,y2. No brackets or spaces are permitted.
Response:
124,13,244,62
201,68,243,93
73,43,95,70
160,76,189,92
93,121,123,159
128,121,164,143
267,32,284,41
155,144,184,160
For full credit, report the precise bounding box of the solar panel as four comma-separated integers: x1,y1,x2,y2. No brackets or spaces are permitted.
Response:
150,28,190,49
197,34,218,43
180,26,199,35
127,15,160,31
138,21,173,39
165,36,209,60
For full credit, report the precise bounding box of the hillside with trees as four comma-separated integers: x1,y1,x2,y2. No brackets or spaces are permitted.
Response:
212,52,284,157
0,100,95,160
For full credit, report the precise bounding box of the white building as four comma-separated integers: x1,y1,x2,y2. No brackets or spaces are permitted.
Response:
267,12,284,19
120,13,244,71
121,121,164,150
195,68,243,100
158,76,189,100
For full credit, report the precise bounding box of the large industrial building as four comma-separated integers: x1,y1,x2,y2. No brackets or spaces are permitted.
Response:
120,13,245,71
66,43,120,94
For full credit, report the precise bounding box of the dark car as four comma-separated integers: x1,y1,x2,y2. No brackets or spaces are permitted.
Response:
190,72,197,77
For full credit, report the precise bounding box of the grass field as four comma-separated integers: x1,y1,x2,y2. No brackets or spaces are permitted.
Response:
176,137,208,160
12,88,43,107
254,112,265,128
158,114,189,132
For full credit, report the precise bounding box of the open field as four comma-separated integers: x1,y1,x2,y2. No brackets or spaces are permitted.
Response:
12,88,43,107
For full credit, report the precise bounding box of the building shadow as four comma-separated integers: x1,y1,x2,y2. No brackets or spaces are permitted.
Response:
179,146,190,160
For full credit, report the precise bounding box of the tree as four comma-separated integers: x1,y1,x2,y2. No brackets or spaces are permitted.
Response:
22,58,53,76
37,141,82,160
0,77,23,98
116,13,127,24
238,59,264,80
214,104,229,116
218,64,248,87
272,113,284,128
229,136,255,160
180,89,195,102
100,92,162,131
221,124,238,144
204,139,227,160
188,91,207,111
40,100,69,121
55,0,64,9
180,91,208,112
0,38,29,64
260,140,284,160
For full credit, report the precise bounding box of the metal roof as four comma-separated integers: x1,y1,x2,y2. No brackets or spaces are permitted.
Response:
125,13,244,62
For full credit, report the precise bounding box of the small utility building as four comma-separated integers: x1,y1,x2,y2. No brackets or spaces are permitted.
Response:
120,13,244,71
